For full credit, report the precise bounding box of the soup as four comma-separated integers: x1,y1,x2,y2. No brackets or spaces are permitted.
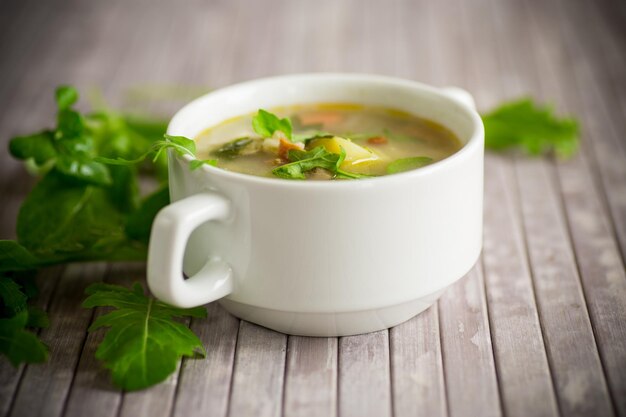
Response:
194,103,462,180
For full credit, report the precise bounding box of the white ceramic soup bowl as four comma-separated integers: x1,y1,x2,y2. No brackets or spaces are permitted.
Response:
147,73,483,337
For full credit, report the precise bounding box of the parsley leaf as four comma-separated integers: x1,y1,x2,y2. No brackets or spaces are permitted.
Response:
252,109,293,140
55,85,79,110
0,274,49,366
0,310,48,366
482,98,579,158
0,241,43,272
83,283,207,391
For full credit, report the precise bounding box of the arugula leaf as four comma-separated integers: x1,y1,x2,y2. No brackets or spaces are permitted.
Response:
273,146,339,179
0,274,49,366
386,156,433,174
26,306,49,328
55,155,112,186
252,109,292,140
271,146,369,180
292,131,332,143
83,283,207,391
212,137,253,158
153,134,196,160
55,85,79,110
16,172,125,256
0,310,48,366
8,85,115,186
125,186,170,243
98,134,215,172
482,98,579,158
0,241,42,272
9,131,57,167
0,276,28,316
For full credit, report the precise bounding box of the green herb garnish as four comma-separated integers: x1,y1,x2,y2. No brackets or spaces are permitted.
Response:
482,98,579,158
83,283,207,391
2,86,172,374
0,275,48,366
386,156,433,174
272,146,369,180
212,137,253,158
252,109,293,140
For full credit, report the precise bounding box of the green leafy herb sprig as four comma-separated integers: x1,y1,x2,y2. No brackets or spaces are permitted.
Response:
0,86,208,390
273,146,369,179
0,274,48,366
83,283,206,390
482,98,579,158
0,86,580,392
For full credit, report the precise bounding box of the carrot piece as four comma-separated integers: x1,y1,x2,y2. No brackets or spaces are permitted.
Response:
297,111,344,127
367,136,388,145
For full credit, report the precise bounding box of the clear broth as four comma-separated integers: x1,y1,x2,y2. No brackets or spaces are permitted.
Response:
194,103,463,179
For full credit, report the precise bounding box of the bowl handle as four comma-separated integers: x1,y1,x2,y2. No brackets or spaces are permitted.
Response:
147,193,233,308
441,86,476,110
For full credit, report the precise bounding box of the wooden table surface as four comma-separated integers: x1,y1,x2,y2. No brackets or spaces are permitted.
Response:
1,0,625,416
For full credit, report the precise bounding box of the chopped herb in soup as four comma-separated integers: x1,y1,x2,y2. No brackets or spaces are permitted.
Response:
194,104,463,180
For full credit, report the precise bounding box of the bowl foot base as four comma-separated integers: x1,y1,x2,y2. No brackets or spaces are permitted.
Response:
219,289,445,337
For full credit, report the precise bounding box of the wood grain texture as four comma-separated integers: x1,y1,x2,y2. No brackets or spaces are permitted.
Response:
9,263,107,417
521,0,626,412
338,330,392,417
481,155,559,417
283,336,337,417
0,267,64,417
553,0,626,262
389,306,446,417
438,266,502,417
515,157,613,417
171,303,239,417
0,1,625,417
499,1,626,414
227,321,287,417
456,0,560,415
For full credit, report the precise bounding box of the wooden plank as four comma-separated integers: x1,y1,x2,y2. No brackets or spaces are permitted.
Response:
62,303,121,417
8,263,107,417
62,263,144,417
548,0,626,261
481,155,559,417
451,1,561,416
0,266,64,417
425,2,502,417
283,336,337,417
171,303,239,417
227,321,287,417
522,0,626,413
438,265,502,417
486,1,619,416
514,157,614,417
338,330,392,417
389,306,446,417
556,149,626,416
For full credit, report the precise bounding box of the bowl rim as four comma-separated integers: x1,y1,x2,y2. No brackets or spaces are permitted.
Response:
167,72,484,189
